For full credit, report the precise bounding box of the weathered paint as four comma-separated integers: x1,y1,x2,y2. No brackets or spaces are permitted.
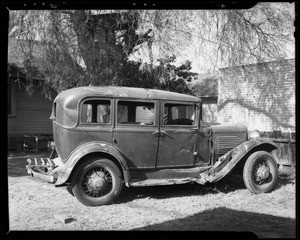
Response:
54,141,130,186
53,86,200,128
52,87,201,164
27,86,280,192
53,123,114,161
129,166,210,182
130,178,198,187
51,86,202,186
112,126,159,169
156,100,200,167
209,123,248,160
157,128,197,167
198,138,277,183
112,99,160,169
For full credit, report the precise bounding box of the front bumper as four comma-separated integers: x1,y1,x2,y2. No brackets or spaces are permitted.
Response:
26,157,64,183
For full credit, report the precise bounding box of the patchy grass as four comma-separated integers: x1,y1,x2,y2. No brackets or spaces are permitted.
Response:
7,152,296,237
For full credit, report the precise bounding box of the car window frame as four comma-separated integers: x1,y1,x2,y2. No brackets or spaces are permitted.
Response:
79,97,113,126
162,100,199,128
115,98,157,127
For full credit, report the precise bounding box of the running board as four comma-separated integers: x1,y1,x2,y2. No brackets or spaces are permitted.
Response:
129,177,201,187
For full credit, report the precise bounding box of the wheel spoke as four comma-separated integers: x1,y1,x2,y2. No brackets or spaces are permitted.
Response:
80,166,113,199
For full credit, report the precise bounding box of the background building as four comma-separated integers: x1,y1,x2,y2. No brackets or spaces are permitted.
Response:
8,38,53,150
217,59,295,166
218,58,295,133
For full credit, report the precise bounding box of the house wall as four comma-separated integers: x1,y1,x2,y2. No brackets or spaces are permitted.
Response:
8,83,54,150
218,59,295,132
217,59,295,166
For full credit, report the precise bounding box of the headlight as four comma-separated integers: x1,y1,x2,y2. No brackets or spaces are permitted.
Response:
248,130,260,139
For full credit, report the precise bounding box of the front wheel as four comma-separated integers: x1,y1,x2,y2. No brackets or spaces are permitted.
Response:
243,151,278,194
71,158,123,206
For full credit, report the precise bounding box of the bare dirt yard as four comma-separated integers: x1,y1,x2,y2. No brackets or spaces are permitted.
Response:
7,151,296,238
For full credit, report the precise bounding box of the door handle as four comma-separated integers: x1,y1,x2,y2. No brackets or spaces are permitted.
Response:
160,130,168,137
161,130,172,138
152,130,160,137
152,130,171,138
152,130,169,137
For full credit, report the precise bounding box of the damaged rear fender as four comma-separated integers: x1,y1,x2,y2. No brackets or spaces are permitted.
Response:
54,141,130,186
199,138,277,183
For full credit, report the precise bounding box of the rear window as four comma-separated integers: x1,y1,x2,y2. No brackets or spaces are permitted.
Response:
81,99,111,124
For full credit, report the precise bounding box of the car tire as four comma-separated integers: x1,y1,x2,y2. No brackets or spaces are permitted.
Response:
243,151,278,194
71,158,123,206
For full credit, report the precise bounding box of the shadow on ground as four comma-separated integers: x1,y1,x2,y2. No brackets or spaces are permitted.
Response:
131,207,296,238
114,171,295,205
8,151,295,204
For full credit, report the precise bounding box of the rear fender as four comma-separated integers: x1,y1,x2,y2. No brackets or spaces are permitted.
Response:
55,141,130,186
199,138,277,183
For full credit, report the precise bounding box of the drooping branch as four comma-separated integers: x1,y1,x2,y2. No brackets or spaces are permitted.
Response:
8,5,294,98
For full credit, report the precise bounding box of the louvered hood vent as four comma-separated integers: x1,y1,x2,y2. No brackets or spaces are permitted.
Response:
215,135,244,156
210,123,247,158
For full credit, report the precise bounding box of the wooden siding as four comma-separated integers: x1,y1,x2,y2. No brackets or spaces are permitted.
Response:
217,59,295,132
8,84,53,136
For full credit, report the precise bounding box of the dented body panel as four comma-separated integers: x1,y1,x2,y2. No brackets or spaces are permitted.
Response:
199,138,277,183
157,127,197,167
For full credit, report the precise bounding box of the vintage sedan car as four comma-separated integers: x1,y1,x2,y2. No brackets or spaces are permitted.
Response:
26,86,278,206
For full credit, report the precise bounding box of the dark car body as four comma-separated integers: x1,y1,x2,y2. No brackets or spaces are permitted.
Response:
27,86,278,206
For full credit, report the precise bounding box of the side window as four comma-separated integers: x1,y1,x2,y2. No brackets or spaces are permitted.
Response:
117,101,155,125
81,99,111,124
164,103,196,126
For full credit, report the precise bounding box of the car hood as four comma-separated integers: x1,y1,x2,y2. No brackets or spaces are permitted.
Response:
200,122,248,157
199,122,248,139
205,122,248,134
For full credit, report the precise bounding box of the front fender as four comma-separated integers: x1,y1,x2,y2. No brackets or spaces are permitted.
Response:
199,138,277,183
55,141,130,186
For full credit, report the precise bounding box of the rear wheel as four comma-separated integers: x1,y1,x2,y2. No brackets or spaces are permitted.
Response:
243,151,278,193
72,158,123,206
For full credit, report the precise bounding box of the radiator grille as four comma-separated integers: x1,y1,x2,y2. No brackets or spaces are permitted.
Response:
216,135,244,156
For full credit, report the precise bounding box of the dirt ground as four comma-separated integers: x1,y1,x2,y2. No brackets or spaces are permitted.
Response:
6,151,296,238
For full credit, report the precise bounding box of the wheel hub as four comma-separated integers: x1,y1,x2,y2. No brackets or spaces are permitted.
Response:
92,178,107,190
256,164,270,181
87,171,109,191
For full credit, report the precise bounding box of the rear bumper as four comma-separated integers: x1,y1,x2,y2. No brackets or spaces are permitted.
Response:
26,157,64,183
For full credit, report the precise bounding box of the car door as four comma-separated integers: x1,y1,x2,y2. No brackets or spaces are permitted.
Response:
156,101,199,168
112,99,159,170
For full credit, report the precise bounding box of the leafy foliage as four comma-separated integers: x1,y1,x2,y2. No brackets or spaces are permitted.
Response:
190,76,218,97
114,55,197,95
8,4,294,98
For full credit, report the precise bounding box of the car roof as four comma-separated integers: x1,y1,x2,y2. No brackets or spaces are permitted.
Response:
55,86,201,104
53,86,201,127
